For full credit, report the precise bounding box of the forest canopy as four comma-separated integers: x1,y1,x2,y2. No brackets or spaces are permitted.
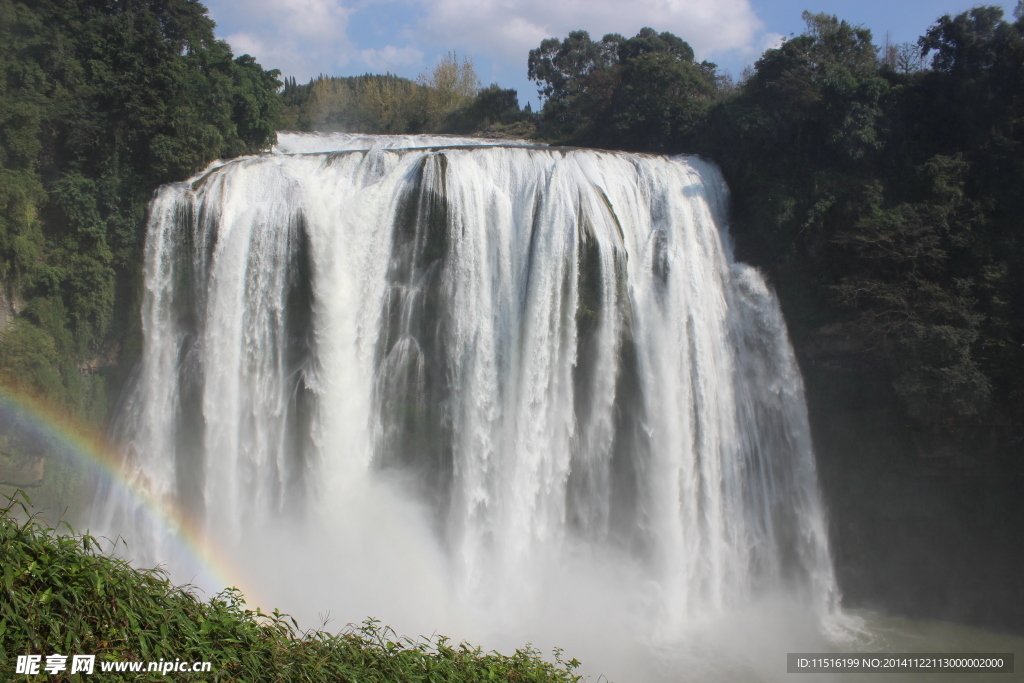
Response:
527,27,721,149
0,0,280,420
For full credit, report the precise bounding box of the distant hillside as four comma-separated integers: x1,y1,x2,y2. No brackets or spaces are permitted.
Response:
278,55,531,136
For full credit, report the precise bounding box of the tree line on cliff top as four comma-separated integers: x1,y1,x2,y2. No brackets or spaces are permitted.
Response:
277,53,528,135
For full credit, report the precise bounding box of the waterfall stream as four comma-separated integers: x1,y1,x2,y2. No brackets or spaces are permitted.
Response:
95,133,842,681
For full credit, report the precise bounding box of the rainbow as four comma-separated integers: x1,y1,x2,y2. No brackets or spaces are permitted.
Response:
0,383,256,605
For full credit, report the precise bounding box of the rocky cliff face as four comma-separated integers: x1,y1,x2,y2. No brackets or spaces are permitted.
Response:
0,454,44,488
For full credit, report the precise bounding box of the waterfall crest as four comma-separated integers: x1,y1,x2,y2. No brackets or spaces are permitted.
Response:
96,133,838,659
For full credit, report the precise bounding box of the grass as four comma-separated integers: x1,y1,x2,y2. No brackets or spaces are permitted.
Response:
0,491,585,682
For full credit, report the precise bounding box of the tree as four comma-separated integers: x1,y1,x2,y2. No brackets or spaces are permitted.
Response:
691,6,1024,428
0,0,281,415
528,27,718,145
920,6,1016,74
600,52,716,151
800,11,877,74
896,42,925,73
527,31,620,103
615,27,694,62
419,52,480,129
465,84,522,127
830,159,990,418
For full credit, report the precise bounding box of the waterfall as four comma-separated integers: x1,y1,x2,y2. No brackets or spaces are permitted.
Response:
95,133,839,677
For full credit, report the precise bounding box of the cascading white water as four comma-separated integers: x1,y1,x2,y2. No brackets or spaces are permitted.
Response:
95,133,842,681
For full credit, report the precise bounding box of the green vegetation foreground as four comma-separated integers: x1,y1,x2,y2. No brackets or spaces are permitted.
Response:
0,492,584,682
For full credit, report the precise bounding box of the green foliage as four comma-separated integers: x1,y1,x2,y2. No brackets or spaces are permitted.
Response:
614,28,695,63
527,27,720,147
528,30,620,118
600,52,717,152
418,52,481,130
0,0,281,425
830,164,990,418
0,319,62,399
0,491,586,682
464,84,523,127
920,6,1017,75
680,7,1024,432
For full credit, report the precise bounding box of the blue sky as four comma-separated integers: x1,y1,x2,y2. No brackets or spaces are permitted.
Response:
203,0,1018,106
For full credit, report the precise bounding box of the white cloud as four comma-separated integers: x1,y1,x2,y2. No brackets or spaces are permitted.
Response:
226,0,351,41
755,31,785,54
417,0,764,63
207,0,354,80
225,31,265,58
205,0,777,88
360,45,425,72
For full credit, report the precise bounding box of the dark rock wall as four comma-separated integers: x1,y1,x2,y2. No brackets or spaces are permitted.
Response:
803,362,1024,634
